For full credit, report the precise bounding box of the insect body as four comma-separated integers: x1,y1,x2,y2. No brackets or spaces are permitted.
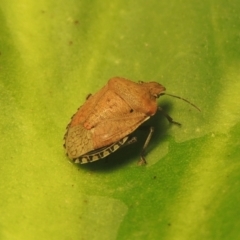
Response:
63,77,199,164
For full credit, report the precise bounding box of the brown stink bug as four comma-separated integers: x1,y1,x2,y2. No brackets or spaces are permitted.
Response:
63,77,199,164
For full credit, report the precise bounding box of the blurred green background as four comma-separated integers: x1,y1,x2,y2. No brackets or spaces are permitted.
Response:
0,0,240,239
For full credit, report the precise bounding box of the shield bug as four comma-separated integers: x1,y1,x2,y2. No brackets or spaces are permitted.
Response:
63,77,199,164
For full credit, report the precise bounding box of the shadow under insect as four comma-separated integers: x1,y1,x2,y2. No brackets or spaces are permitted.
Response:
77,101,179,172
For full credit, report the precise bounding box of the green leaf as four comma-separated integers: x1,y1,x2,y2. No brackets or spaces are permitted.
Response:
1,0,240,239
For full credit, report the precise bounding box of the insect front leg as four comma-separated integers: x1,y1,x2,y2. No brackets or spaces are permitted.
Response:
158,107,181,126
86,93,92,100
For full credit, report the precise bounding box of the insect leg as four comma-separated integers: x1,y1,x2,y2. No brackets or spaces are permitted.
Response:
139,126,155,165
123,136,137,147
86,93,92,100
158,107,181,126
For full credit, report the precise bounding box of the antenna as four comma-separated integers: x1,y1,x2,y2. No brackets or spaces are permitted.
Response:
160,93,201,112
